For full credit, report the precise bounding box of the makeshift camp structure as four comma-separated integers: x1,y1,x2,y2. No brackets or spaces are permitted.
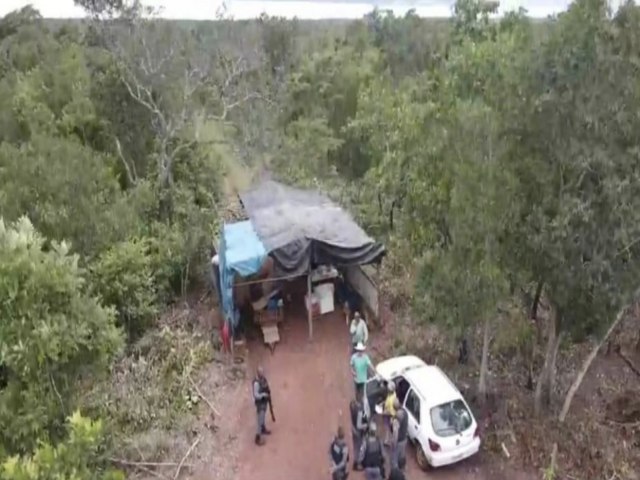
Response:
218,180,385,343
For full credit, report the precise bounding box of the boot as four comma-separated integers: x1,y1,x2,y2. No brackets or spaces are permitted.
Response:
254,434,265,446
262,426,271,435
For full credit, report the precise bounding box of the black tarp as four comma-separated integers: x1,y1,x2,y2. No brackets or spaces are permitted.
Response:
239,180,385,276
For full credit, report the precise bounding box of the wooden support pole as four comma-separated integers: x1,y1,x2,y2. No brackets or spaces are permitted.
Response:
376,263,382,327
307,270,313,341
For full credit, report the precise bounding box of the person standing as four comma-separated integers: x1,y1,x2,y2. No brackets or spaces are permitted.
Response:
350,342,374,401
349,312,368,352
329,426,350,480
390,399,408,471
358,422,385,480
349,397,368,470
252,366,271,446
382,381,397,445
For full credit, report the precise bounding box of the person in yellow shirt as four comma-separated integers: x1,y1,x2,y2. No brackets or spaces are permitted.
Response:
383,381,397,445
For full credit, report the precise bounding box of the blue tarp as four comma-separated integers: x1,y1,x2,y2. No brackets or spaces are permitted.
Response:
219,221,267,331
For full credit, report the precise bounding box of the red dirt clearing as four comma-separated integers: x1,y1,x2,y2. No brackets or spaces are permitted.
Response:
228,302,534,480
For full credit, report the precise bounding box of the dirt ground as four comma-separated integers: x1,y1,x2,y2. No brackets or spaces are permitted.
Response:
187,300,536,480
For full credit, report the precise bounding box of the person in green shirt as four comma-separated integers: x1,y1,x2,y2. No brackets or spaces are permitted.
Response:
350,342,374,401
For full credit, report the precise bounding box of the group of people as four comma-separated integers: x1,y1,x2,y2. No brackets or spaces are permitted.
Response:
250,310,407,480
327,311,407,480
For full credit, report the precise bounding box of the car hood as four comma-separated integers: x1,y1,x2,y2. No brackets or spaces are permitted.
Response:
375,355,426,380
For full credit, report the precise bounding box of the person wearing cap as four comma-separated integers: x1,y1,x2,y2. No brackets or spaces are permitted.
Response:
390,398,408,470
350,342,374,401
358,422,385,480
349,312,368,353
382,381,397,445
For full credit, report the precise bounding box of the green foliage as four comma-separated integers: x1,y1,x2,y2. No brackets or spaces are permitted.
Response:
0,217,123,454
1,411,124,480
0,136,131,258
91,239,158,341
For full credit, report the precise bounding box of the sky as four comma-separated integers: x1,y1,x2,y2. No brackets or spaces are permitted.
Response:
0,0,629,20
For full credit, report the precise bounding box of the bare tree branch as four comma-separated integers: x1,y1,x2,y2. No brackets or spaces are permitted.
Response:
114,137,138,185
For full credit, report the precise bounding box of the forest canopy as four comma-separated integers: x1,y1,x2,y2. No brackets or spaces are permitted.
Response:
1,0,639,478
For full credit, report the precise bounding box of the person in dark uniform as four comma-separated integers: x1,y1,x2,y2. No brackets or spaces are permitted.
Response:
358,422,385,480
349,397,368,470
390,399,408,470
329,426,349,480
252,366,271,446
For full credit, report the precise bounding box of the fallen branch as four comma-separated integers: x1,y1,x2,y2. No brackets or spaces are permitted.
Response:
607,419,640,428
109,459,193,468
189,376,221,417
558,297,634,422
174,436,201,480
501,442,511,459
616,349,640,377
130,463,171,480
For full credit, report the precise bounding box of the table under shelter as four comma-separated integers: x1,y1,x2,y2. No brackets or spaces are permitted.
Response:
217,180,385,349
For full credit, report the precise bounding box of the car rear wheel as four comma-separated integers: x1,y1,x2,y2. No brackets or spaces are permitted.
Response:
415,443,431,471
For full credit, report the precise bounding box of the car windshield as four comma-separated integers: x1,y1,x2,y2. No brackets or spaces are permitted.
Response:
430,399,473,437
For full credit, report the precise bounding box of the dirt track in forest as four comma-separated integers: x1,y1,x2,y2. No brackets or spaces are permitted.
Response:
215,304,535,480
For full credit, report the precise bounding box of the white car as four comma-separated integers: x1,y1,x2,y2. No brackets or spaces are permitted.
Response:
364,355,481,469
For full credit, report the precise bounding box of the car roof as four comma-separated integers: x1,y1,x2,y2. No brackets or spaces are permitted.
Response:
405,365,463,408
375,355,426,379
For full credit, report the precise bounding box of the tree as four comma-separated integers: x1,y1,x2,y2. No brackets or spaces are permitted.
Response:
0,217,123,454
99,7,263,194
509,0,640,414
1,411,124,480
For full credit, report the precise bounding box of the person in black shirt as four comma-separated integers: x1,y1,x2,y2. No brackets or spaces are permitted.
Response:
349,397,368,470
329,426,349,480
252,366,271,445
358,422,385,480
390,399,408,470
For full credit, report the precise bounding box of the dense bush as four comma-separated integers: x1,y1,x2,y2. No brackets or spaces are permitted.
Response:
91,238,158,341
0,217,123,454
1,411,124,480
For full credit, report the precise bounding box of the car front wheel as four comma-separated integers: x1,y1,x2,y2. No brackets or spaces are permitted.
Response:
415,443,431,471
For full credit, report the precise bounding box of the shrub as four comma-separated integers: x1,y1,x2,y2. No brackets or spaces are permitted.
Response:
91,238,158,341
1,411,124,480
0,217,123,455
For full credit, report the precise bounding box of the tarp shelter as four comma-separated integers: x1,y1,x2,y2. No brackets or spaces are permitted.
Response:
239,180,385,276
219,221,267,332
220,180,385,340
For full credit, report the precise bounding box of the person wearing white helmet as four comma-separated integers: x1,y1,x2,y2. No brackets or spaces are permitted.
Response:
383,380,397,445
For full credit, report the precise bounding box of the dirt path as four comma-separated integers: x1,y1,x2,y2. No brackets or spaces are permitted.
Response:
219,309,531,480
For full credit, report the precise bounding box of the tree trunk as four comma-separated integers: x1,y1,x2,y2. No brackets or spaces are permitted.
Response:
388,199,396,231
534,310,558,416
478,317,491,405
558,304,629,422
546,331,563,408
530,280,544,320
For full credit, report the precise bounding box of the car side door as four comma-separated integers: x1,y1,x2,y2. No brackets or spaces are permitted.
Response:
403,387,421,440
